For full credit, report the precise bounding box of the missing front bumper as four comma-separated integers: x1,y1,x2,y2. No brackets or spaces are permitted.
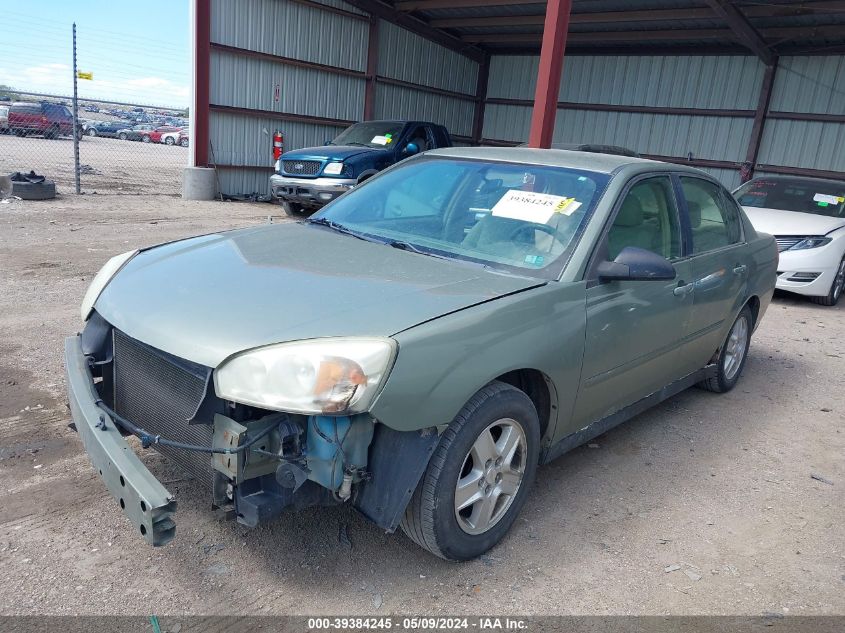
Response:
65,336,177,546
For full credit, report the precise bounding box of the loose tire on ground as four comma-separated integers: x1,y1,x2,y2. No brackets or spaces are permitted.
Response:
809,257,845,307
699,305,753,393
11,179,57,201
400,380,540,561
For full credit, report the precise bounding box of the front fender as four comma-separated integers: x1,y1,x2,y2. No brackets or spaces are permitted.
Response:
369,282,587,448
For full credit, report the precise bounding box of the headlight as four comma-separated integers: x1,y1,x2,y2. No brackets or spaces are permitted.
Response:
790,236,832,250
323,161,344,176
214,338,396,415
80,249,138,321
273,159,280,172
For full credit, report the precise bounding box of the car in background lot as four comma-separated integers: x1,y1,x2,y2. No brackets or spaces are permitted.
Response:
177,129,189,147
138,125,181,144
160,127,187,146
117,124,154,141
735,175,845,306
0,105,8,134
84,120,125,138
270,119,452,216
66,147,776,559
8,101,81,139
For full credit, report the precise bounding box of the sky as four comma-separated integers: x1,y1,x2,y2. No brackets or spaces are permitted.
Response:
0,0,190,108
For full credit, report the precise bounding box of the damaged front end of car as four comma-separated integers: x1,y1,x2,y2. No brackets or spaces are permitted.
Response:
67,311,436,546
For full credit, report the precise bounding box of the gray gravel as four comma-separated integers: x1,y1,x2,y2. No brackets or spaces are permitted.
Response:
0,193,843,616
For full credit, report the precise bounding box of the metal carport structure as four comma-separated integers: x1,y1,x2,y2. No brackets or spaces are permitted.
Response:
189,0,845,195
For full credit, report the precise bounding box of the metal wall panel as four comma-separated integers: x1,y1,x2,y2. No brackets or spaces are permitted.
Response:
770,56,845,114
216,168,275,197
483,103,752,161
700,167,741,191
487,54,765,109
211,48,364,120
377,20,478,94
211,0,368,72
758,119,845,172
374,82,475,136
210,110,345,169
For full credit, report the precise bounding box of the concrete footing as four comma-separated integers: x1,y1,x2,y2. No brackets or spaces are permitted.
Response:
182,167,216,200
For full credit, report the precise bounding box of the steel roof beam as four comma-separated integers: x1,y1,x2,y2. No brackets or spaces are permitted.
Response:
705,0,775,65
343,0,485,62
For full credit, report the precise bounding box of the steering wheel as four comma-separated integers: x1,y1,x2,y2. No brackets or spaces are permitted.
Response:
508,222,558,243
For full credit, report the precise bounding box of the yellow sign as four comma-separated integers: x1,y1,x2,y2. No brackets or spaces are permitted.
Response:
77,71,93,80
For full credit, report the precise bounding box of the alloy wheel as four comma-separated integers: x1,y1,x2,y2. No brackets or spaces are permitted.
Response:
833,259,845,301
723,314,749,380
454,418,527,535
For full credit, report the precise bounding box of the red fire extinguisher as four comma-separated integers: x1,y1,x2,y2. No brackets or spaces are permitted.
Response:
273,130,284,161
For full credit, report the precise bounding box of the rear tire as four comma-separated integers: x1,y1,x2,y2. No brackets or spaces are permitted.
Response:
141,135,150,143
699,305,752,393
809,257,845,307
179,138,189,147
87,128,97,137
400,381,540,561
44,125,59,140
165,136,175,145
119,132,128,140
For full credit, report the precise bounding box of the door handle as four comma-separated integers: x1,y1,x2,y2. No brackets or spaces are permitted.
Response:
733,264,748,275
673,282,693,297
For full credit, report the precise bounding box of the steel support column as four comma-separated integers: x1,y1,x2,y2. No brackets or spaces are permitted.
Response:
364,15,379,120
527,0,572,148
472,54,490,145
193,0,211,167
743,59,778,183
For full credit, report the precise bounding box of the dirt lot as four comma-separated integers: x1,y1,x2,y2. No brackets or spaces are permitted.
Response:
0,193,843,616
0,132,186,195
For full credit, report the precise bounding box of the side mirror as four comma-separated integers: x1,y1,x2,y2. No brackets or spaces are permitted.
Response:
403,142,419,155
597,246,676,282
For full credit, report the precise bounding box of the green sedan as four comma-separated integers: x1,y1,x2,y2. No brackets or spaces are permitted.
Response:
65,147,778,560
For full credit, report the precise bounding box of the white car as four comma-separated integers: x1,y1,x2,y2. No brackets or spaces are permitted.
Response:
160,127,186,146
735,176,845,306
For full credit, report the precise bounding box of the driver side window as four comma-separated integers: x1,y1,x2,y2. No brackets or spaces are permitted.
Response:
606,177,681,261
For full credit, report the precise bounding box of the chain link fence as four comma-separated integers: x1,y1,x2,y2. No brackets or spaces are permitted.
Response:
1,90,189,196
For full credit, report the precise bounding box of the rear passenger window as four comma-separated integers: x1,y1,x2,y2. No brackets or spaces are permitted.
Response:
681,178,742,254
606,177,681,261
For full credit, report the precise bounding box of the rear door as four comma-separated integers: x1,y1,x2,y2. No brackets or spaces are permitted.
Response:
572,174,695,427
675,175,746,374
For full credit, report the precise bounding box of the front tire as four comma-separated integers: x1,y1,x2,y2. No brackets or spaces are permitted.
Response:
141,135,150,143
280,201,308,217
119,132,128,140
87,128,97,137
165,136,175,145
699,305,752,393
401,381,540,561
809,257,845,307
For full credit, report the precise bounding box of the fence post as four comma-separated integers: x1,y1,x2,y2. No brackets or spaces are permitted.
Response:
72,22,81,194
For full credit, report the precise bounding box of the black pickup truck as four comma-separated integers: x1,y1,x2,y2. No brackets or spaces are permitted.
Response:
270,120,452,216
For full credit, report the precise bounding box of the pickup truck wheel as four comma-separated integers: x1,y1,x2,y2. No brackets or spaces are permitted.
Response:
809,257,845,306
280,201,307,217
401,381,540,561
699,305,752,393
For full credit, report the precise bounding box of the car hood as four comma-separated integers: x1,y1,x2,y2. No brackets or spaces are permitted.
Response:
282,145,388,162
742,206,845,235
94,223,544,367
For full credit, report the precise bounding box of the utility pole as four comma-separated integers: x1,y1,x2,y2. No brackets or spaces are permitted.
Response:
72,23,81,194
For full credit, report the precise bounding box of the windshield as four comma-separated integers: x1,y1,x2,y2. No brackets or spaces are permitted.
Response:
312,157,609,279
735,178,845,218
332,122,405,148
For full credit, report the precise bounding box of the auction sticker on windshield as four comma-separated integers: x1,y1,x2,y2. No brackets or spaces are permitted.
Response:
492,190,581,224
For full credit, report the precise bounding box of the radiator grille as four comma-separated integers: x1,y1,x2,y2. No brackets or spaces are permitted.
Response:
775,236,802,252
113,329,214,486
282,160,321,176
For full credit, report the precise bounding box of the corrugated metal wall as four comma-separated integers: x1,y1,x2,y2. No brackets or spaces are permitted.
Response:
758,56,845,173
485,55,761,186
374,21,478,137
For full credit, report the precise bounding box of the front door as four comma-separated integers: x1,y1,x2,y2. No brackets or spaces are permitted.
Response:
571,175,695,429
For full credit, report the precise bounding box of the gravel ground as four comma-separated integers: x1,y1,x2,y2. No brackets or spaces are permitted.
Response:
0,193,843,616
0,132,187,195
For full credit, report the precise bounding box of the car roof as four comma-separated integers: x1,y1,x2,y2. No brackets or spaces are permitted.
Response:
425,146,697,175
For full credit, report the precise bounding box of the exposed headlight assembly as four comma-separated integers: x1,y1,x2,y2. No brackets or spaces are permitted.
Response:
790,236,832,250
215,338,396,415
80,249,138,321
323,161,345,176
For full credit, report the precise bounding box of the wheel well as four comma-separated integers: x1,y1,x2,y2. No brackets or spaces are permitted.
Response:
495,369,554,439
745,295,760,329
